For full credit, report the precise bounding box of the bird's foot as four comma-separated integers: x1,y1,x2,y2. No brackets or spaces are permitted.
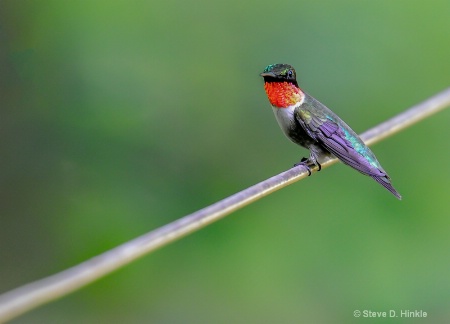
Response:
294,157,312,176
293,157,322,175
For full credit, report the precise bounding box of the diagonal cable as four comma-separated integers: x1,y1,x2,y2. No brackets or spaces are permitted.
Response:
0,87,449,323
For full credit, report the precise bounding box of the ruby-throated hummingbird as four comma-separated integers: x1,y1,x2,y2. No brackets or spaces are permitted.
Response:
260,63,401,199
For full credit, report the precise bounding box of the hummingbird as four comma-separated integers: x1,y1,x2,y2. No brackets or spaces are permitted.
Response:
260,63,401,199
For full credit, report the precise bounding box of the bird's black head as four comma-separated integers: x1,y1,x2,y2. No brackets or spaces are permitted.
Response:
260,64,298,86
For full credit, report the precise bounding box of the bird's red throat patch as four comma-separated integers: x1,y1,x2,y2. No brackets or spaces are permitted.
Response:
264,82,304,108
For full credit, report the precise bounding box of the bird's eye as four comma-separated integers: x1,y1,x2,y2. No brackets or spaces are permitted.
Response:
287,70,293,78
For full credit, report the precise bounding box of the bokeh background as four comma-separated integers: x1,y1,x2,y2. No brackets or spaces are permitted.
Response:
1,1,449,323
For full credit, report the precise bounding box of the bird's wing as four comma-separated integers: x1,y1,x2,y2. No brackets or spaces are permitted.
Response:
295,104,385,178
294,95,401,199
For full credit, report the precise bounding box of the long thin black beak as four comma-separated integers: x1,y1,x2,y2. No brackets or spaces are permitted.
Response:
260,72,276,78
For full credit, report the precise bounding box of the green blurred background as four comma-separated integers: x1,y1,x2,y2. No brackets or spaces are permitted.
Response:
1,0,449,323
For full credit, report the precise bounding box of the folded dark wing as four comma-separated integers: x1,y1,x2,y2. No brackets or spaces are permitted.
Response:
295,100,401,199
313,120,385,177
